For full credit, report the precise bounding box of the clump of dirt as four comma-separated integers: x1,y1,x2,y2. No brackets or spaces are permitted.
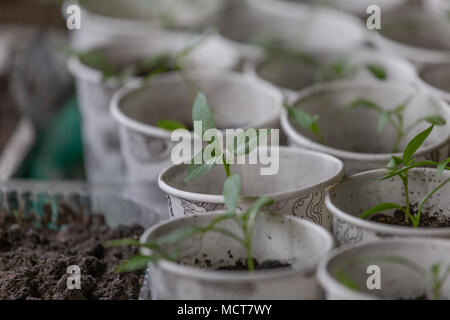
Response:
370,203,450,228
216,258,291,271
0,204,144,300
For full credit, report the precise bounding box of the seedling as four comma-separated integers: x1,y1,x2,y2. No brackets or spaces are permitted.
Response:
360,124,450,227
63,38,202,82
284,104,325,144
184,90,270,182
348,96,446,153
251,35,388,82
106,174,274,272
336,255,450,300
156,119,188,131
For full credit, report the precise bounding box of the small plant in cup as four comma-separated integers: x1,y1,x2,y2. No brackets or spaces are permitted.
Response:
184,90,270,182
106,174,275,272
336,256,450,300
285,96,445,153
360,124,450,228
64,39,201,82
107,90,277,272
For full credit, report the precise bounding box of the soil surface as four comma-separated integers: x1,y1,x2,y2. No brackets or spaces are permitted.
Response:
370,203,450,228
0,205,144,300
216,258,291,271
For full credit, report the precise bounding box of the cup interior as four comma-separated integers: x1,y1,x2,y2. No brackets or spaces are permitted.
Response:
329,169,450,221
288,83,449,154
117,72,280,130
380,10,450,51
325,240,450,299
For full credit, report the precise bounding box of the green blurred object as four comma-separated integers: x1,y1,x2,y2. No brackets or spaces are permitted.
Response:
16,96,85,180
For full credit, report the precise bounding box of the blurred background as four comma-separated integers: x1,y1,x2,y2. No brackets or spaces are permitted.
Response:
0,0,449,185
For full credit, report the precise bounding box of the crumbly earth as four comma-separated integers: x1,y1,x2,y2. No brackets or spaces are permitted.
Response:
370,203,450,228
0,206,144,300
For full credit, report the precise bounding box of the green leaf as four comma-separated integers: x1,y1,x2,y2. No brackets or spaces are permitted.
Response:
245,196,274,226
378,111,391,133
386,156,403,170
421,115,447,126
336,270,359,291
115,254,158,272
360,202,404,219
381,160,439,181
223,174,241,214
192,90,216,138
157,226,203,246
284,104,324,144
156,119,188,131
348,98,383,112
366,63,386,80
185,148,219,182
436,158,450,178
403,125,434,165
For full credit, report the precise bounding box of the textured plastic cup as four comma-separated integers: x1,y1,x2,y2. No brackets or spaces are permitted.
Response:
111,70,283,184
158,146,344,230
318,238,450,299
216,1,367,62
371,9,450,66
246,49,418,101
140,211,333,300
280,80,450,176
68,33,240,184
63,0,226,50
326,168,450,248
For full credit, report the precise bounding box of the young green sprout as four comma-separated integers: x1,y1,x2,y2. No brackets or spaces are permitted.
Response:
336,256,450,300
106,90,274,272
184,90,270,182
360,124,450,228
106,174,273,272
348,96,445,153
63,38,202,83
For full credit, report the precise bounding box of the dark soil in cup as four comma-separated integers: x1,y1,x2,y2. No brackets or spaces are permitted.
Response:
216,258,291,271
370,203,450,228
0,205,144,300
